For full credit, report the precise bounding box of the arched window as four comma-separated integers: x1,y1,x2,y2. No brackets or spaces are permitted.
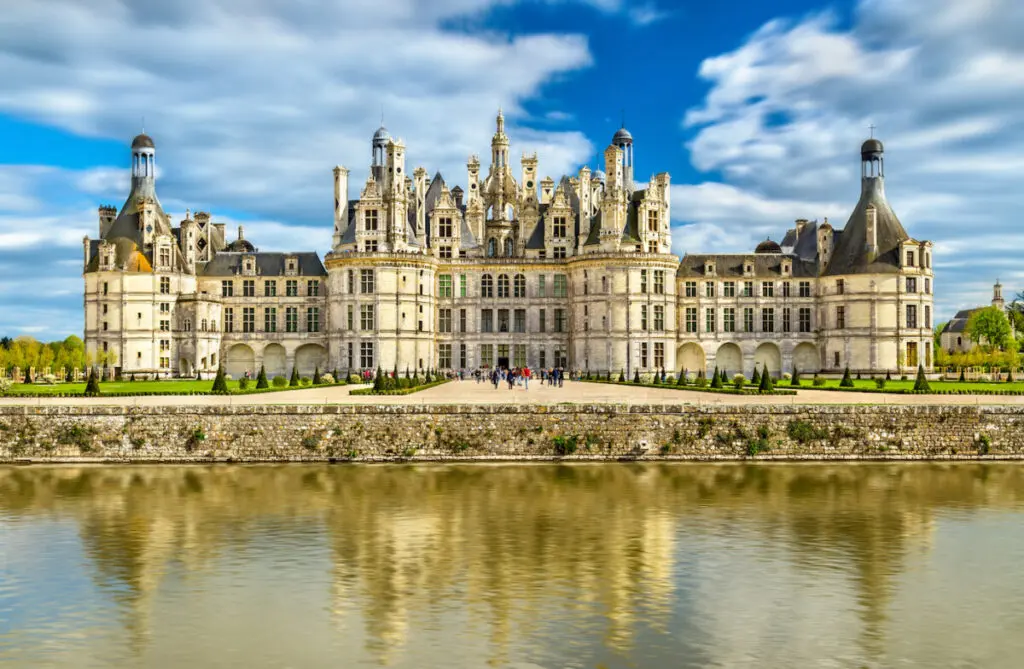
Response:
513,274,526,298
487,238,497,257
481,274,494,298
504,238,514,257
497,274,510,298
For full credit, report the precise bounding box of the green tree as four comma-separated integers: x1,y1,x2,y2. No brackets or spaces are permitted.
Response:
83,368,101,396
676,369,687,386
913,364,931,392
840,366,854,388
966,306,1013,350
633,369,641,384
211,367,229,394
751,366,761,387
256,365,269,389
791,367,802,387
313,366,322,385
710,366,722,389
933,321,947,352
759,367,774,393
290,366,300,387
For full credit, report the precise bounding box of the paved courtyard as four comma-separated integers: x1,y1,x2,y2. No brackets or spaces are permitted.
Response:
2,380,1023,407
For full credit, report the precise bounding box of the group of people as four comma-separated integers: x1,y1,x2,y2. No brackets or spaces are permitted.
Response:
470,366,568,390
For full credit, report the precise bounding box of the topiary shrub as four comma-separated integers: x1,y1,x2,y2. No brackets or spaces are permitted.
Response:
83,369,101,397
321,373,335,384
839,366,854,388
751,366,761,387
958,368,966,382
790,367,802,387
677,369,687,386
812,375,826,387
300,376,312,387
373,366,385,391
710,366,722,389
652,372,661,385
913,364,931,392
875,377,887,389
289,366,300,387
211,367,229,394
885,370,892,381
633,370,641,384
238,377,250,391
313,366,322,385
256,365,269,389
758,368,774,393
272,375,288,388
732,374,746,390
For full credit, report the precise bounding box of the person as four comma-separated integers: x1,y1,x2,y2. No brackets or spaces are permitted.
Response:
558,367,564,388
523,365,530,390
507,368,515,390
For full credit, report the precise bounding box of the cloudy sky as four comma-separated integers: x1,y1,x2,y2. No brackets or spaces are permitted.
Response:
1,0,1021,338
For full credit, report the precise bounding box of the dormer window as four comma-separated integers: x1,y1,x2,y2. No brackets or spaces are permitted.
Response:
286,257,298,275
705,262,715,275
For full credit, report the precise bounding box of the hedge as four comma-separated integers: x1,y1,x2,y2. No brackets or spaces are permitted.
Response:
582,379,797,396
349,379,450,396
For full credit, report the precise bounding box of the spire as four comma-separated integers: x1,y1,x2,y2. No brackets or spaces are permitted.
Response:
496,107,504,135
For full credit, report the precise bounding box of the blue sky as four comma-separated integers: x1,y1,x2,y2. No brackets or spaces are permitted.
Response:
1,0,1022,339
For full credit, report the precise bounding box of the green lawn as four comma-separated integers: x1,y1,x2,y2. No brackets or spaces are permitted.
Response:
2,379,354,396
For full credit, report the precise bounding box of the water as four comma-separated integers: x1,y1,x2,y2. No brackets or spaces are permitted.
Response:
2,464,1024,668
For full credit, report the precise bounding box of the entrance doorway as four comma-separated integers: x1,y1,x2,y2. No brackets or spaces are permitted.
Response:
497,357,509,369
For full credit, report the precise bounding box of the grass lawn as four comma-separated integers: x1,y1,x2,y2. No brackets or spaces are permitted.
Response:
790,378,1024,393
2,379,344,396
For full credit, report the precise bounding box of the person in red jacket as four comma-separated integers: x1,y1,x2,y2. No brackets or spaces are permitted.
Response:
523,366,530,390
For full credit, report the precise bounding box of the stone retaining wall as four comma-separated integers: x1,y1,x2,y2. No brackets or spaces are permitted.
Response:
0,404,1021,462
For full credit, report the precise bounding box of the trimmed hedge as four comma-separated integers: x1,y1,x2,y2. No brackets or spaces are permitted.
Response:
350,379,450,396
582,379,797,396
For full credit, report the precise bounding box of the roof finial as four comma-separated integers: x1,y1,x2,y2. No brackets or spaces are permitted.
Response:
869,123,876,138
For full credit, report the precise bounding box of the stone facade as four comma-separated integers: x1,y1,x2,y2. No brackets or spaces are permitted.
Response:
1,404,1018,462
83,118,934,381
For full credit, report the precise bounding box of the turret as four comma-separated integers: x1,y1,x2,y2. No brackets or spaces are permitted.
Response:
333,165,349,248
491,108,509,169
371,125,389,183
612,124,633,189
993,280,1005,311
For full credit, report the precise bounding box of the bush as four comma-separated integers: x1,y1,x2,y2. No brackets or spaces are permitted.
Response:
256,365,269,389
839,366,854,388
300,376,312,387
710,366,722,389
732,374,746,390
83,369,101,396
812,375,826,387
552,435,578,456
875,377,887,389
238,377,250,390
913,364,931,392
211,367,229,394
0,377,12,394
886,370,892,381
695,371,708,388
677,370,687,386
958,368,966,382
758,368,774,393
633,370,641,384
312,366,322,385
751,366,761,387
321,373,335,384
791,367,802,386
272,375,288,388
782,372,792,381
289,367,300,387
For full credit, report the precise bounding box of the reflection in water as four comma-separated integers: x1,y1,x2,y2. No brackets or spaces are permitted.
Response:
2,464,1024,668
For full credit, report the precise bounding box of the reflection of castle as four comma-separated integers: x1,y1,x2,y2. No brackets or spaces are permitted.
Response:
83,117,934,380
5,465,1020,666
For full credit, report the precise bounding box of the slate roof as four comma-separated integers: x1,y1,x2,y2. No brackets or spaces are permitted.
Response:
197,252,326,277
676,253,817,278
824,176,909,276
945,309,979,334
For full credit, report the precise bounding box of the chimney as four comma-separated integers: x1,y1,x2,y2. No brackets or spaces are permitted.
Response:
865,206,878,261
333,166,350,248
238,225,245,241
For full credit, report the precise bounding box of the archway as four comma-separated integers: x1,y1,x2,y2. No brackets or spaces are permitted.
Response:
225,343,255,379
792,342,819,374
179,358,192,377
754,342,782,378
263,343,287,377
716,343,742,376
295,343,328,377
676,342,705,375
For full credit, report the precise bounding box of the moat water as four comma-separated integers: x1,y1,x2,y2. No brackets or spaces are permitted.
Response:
2,463,1024,668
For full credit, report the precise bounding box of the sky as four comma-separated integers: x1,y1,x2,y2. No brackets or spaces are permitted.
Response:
1,0,1022,339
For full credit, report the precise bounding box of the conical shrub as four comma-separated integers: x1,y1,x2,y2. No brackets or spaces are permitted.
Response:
913,364,931,392
759,367,774,393
290,366,300,387
710,366,722,389
256,365,269,389
677,369,686,386
313,366,322,385
958,368,966,382
840,366,854,388
751,366,761,387
83,368,101,396
633,369,641,384
211,366,229,394
791,367,802,386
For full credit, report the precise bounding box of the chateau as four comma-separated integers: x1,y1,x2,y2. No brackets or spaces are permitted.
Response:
83,112,935,379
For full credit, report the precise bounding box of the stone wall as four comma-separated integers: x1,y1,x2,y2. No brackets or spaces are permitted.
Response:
0,404,1021,462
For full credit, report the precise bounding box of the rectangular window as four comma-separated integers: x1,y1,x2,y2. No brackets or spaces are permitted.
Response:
439,274,453,298
347,305,354,330
438,216,453,238
552,216,567,238
539,309,546,333
481,309,493,333
364,239,378,252
744,307,754,333
459,343,467,369
907,341,918,366
480,344,494,368
242,280,255,297
762,282,774,298
653,271,665,295
514,309,526,333
286,307,298,333
705,308,716,333
685,307,697,333
348,270,355,294
553,247,567,259
497,309,510,333
554,308,567,333
782,281,791,298
799,281,811,298
307,280,319,297
640,342,649,369
640,270,648,294
160,277,170,294
498,344,510,364
762,308,775,333
782,307,791,333
723,307,736,333
360,305,374,331
538,275,547,297
654,342,665,369
221,280,234,297
242,307,255,333
459,308,467,333
347,342,353,369
103,282,108,295
224,308,234,333
906,277,917,293
481,275,494,298
159,303,169,313
365,209,378,232
647,210,658,233
925,278,931,294
439,308,452,333
553,275,568,298
837,306,846,329
160,339,170,352
742,281,753,297
799,307,812,333
906,250,915,266
264,307,277,333
305,307,320,333
286,280,298,297
723,281,736,298
685,281,697,298
439,246,452,259
554,347,567,369
160,356,170,369
513,344,527,368
641,305,648,331
539,349,547,369
460,274,468,297
925,305,931,328
360,270,374,294
264,280,277,297
654,305,665,331
836,279,845,295
705,281,715,298
360,342,374,369
906,304,918,328
439,343,452,369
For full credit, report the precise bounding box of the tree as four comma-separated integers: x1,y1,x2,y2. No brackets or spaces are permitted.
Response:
313,366,322,385
710,366,722,389
211,366,229,394
958,368,966,382
759,367,774,393
256,365,269,389
677,369,687,386
751,366,761,387
374,366,385,391
83,368,101,396
633,369,641,384
840,366,854,388
933,321,948,352
966,306,1013,351
791,367,802,387
290,366,300,387
913,364,931,392
618,369,625,383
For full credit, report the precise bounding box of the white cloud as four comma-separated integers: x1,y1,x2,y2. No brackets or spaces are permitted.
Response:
676,0,1024,321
